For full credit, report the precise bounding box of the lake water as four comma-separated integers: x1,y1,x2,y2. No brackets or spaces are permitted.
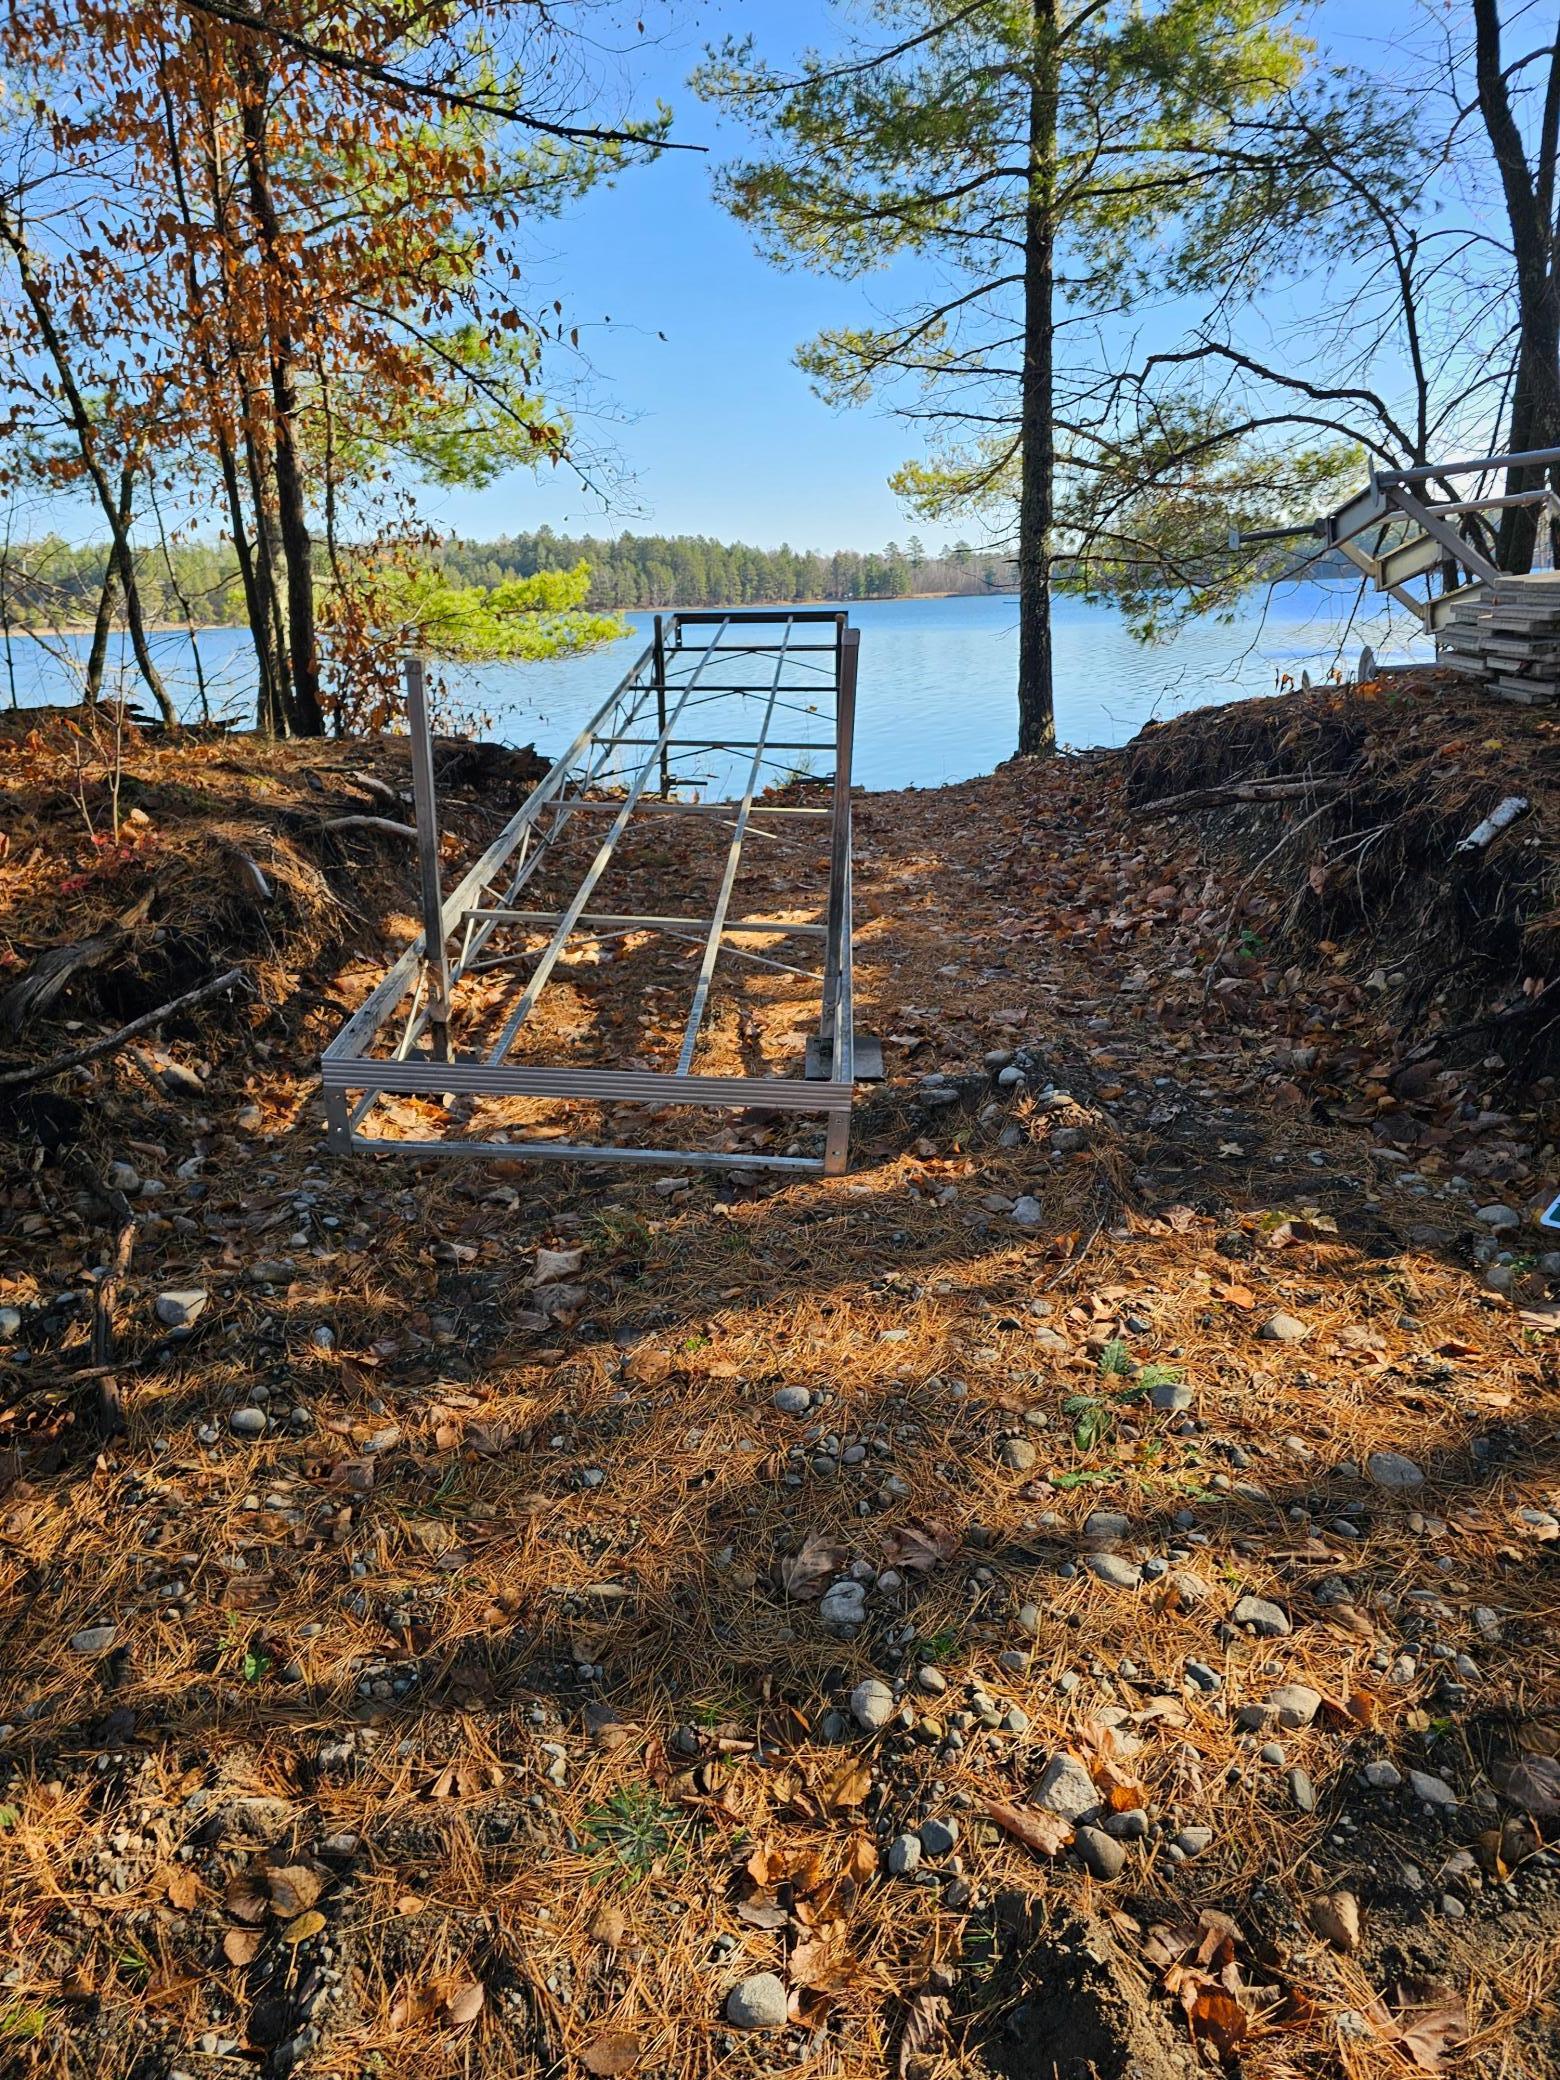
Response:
3,583,1424,791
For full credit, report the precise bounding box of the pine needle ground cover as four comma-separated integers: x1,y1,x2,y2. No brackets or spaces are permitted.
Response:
1,681,1557,2080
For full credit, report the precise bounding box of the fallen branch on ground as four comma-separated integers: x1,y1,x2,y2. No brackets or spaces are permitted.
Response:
1138,777,1351,818
0,967,246,1088
319,814,419,840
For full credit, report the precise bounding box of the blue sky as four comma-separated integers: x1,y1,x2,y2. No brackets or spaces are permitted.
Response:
426,0,1434,554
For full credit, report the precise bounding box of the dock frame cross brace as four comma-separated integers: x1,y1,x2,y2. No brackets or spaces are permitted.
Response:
321,610,874,1176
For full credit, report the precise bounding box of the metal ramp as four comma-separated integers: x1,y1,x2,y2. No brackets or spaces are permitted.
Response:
1236,444,1560,647
321,609,875,1176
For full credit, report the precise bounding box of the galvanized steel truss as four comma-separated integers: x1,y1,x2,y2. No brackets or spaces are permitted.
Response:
322,610,866,1174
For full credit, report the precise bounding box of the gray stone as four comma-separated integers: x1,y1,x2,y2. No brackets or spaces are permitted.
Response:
1288,1767,1316,1812
1050,1127,1088,1154
1260,1742,1286,1766
1268,1683,1322,1730
1150,1381,1194,1412
917,1666,947,1696
1016,1601,1042,1638
726,1973,788,2031
1367,1450,1425,1491
1075,1826,1126,1880
154,1287,208,1329
1234,1703,1270,1732
819,1580,866,1629
1035,1753,1099,1823
1407,1768,1458,1809
1174,1825,1213,1856
69,1624,117,1656
1087,1553,1142,1590
1185,1660,1222,1692
1362,1760,1402,1791
1011,1196,1043,1228
1475,1204,1521,1230
999,1436,1037,1473
887,1833,921,1875
0,1306,19,1338
1260,1311,1309,1343
1173,1569,1213,1604
850,1677,895,1734
918,1816,959,1856
1082,1509,1130,1549
773,1386,811,1415
1233,1594,1290,1637
106,1160,141,1192
1103,1806,1149,1841
230,1407,267,1437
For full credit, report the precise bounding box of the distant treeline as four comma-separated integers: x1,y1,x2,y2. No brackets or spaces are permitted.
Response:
0,528,1014,631
433,529,1014,608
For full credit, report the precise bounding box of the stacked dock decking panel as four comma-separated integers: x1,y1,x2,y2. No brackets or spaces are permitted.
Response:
1434,571,1560,702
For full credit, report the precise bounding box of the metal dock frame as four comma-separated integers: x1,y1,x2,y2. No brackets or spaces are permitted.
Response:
320,609,870,1176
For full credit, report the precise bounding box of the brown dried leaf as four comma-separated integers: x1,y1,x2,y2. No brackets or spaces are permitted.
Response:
589,1901,628,1949
897,1991,951,2080
985,1799,1071,1857
444,1980,485,2026
265,1865,323,1917
581,2031,643,2076
845,1834,879,1884
224,1871,269,1925
1497,1753,1560,1818
880,1518,958,1573
1393,2002,1469,2073
779,1528,848,1600
222,1927,262,1967
163,1866,200,1911
824,1761,872,1811
1187,1988,1248,2057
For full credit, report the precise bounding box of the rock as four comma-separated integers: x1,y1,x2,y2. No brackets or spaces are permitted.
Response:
1233,1595,1290,1637
1185,1661,1222,1692
1016,1602,1042,1638
1268,1683,1322,1730
1150,1380,1194,1412
726,1973,788,2031
887,1833,921,1875
1475,1204,1521,1230
819,1580,866,1630
1035,1753,1100,1823
1173,1569,1213,1605
1087,1553,1142,1589
1307,1889,1361,1952
1234,1703,1269,1732
918,1817,959,1856
1260,1742,1286,1766
1367,1450,1425,1491
1288,1767,1316,1812
1104,1807,1149,1841
155,1287,208,1329
1174,1825,1213,1857
773,1386,811,1415
1050,1127,1088,1154
69,1624,117,1656
1362,1760,1402,1791
230,1407,267,1437
1407,1768,1458,1809
917,1666,947,1696
1260,1312,1309,1343
999,1436,1037,1473
0,1307,20,1338
1075,1826,1126,1880
1011,1196,1043,1228
1082,1509,1130,1549
106,1160,140,1192
850,1678,895,1733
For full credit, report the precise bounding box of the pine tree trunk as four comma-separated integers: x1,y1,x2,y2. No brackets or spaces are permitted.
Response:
238,81,325,736
1474,1,1560,571
1015,0,1057,757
